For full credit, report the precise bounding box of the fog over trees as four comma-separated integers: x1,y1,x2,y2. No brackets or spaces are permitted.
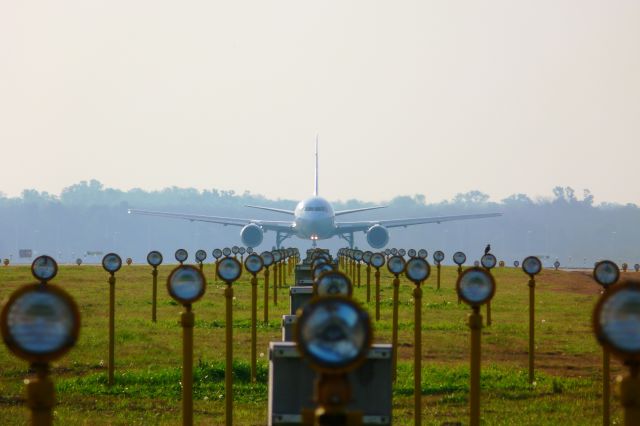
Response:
1,180,638,266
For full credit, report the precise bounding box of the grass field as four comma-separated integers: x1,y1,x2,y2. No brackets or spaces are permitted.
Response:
0,261,636,425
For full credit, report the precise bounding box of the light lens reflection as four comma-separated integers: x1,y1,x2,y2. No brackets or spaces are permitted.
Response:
300,300,368,369
218,258,241,282
147,251,163,267
317,273,351,297
7,290,76,355
600,288,640,354
103,254,122,273
459,269,494,305
32,256,57,281
169,266,205,302
595,261,619,287
244,254,263,274
387,256,405,275
406,259,430,282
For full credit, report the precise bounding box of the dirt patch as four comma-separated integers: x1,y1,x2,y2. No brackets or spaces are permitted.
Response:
537,270,601,296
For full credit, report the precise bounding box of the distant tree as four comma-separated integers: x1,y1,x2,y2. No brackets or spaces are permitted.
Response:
452,190,490,205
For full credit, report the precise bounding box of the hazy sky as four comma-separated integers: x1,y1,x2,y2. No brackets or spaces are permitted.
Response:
2,1,639,204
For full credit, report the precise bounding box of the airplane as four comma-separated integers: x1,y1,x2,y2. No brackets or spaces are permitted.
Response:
128,142,502,248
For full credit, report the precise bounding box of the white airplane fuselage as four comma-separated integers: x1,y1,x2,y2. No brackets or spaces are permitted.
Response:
293,196,336,241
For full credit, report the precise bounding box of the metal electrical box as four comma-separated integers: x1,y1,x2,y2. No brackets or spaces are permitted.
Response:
289,286,314,315
281,315,296,341
294,265,313,285
268,342,393,425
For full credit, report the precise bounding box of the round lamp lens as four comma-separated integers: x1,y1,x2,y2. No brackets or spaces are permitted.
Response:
296,297,371,372
244,254,264,274
167,265,206,304
384,249,391,256
261,251,274,267
315,271,352,298
408,249,417,258
457,267,496,306
222,248,231,257
239,247,246,255
370,253,385,269
75,258,82,266
433,250,445,263
363,251,373,264
514,260,520,268
635,264,640,272
481,254,497,269
398,249,406,256
522,256,542,276
595,284,640,357
387,256,406,275
354,250,363,262
175,249,188,263
273,251,282,263
195,250,207,262
231,246,239,254
2,286,79,360
554,260,561,269
31,256,58,282
213,249,223,259
390,248,398,255
102,253,122,273
147,251,163,267
246,247,254,254
405,258,430,283
217,257,242,282
453,252,467,266
418,249,428,259
594,261,620,288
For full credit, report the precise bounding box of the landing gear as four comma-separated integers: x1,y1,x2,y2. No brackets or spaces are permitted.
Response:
275,231,292,249
338,232,355,249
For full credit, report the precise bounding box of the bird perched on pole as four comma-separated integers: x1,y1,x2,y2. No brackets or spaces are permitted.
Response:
484,244,491,255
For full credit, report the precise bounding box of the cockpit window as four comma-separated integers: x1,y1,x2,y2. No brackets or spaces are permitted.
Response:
304,206,327,212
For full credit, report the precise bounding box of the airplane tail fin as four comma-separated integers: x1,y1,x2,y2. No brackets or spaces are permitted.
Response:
314,135,319,196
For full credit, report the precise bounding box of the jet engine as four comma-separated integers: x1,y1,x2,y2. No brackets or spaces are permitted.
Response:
241,224,263,247
366,225,389,249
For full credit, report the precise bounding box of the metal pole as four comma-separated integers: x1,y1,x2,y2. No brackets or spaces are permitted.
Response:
273,263,278,306
391,276,400,382
263,268,270,323
225,285,234,426
469,307,482,426
199,262,203,272
251,274,258,383
152,267,158,323
604,348,611,426
26,363,54,426
437,263,441,290
357,263,361,288
528,278,536,384
215,260,219,283
181,306,194,426
281,260,285,287
457,266,462,304
620,363,640,426
108,273,116,386
486,301,492,327
366,265,371,303
413,285,423,426
375,269,381,321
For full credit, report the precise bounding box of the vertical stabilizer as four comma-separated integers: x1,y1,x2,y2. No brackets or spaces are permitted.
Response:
314,136,319,196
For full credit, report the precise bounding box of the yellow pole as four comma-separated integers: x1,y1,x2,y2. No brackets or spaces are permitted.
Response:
366,265,371,303
263,268,270,323
108,273,116,386
25,363,54,426
413,285,423,426
357,262,361,288
181,306,194,426
620,364,640,426
457,266,462,304
437,263,441,290
199,262,203,273
251,274,258,383
273,263,278,306
215,260,219,283
282,260,286,286
469,307,482,426
603,285,611,426
391,276,400,382
486,301,492,327
528,278,536,384
225,285,234,426
152,267,158,323
375,269,381,321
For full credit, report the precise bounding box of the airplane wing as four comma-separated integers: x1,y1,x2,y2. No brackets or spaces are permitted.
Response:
335,213,502,233
244,205,295,215
334,206,388,216
128,209,294,232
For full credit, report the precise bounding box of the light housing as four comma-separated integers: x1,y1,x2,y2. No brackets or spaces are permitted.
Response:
217,257,242,283
457,267,496,307
593,281,640,361
522,256,542,277
244,253,264,275
315,271,353,298
147,251,163,267
387,255,406,276
453,251,467,266
31,255,58,282
175,249,188,263
102,253,122,273
167,265,206,304
405,258,430,284
593,260,620,288
481,253,497,270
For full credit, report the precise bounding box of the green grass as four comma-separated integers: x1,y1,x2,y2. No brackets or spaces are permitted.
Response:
0,263,633,424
